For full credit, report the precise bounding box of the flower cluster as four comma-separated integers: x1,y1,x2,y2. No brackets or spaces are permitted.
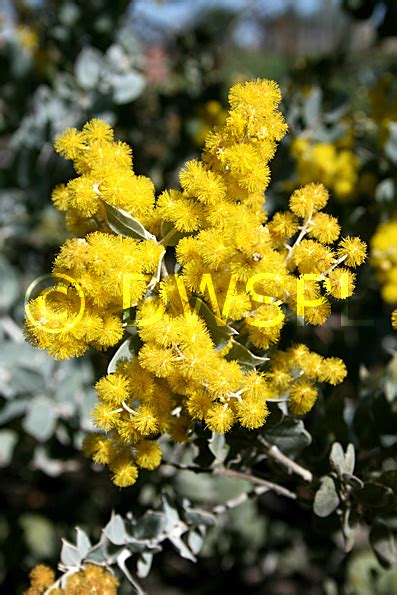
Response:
291,138,360,202
25,233,164,359
24,564,118,595
25,79,367,487
371,220,397,304
51,118,158,235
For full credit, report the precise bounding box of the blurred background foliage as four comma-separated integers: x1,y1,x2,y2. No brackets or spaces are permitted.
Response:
2,0,397,593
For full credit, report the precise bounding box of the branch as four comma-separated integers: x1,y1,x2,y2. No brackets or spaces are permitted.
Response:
261,440,313,482
162,460,297,500
212,485,269,514
285,211,313,263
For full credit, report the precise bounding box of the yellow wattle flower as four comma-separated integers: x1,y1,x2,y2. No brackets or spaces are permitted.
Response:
24,79,367,489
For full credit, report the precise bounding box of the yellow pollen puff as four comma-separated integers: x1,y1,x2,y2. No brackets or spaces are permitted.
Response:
337,236,367,267
267,211,300,245
81,118,114,144
289,381,318,415
236,396,269,429
309,212,341,244
95,374,131,406
51,184,70,212
54,127,84,159
135,440,163,470
325,268,356,299
289,183,329,218
205,404,235,433
293,240,335,274
110,456,139,488
179,160,226,204
318,357,347,385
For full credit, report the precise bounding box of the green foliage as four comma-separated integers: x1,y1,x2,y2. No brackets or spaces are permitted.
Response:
52,495,214,592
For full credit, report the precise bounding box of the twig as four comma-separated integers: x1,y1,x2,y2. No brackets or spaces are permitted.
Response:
162,460,297,500
215,467,296,499
322,254,348,277
44,568,79,594
212,485,269,514
285,211,313,263
260,440,313,482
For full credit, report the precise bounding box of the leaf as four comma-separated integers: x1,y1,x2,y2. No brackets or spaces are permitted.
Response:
107,339,133,374
187,529,205,555
262,416,311,455
370,520,397,568
342,508,357,552
225,339,269,370
344,443,355,476
75,47,102,89
105,203,155,240
61,539,82,567
117,548,145,594
161,494,180,532
136,552,153,578
168,535,196,562
0,343,53,375
112,71,145,104
330,442,346,475
0,399,28,424
134,511,167,540
22,395,57,441
85,536,111,565
354,482,393,509
313,476,340,517
209,432,229,464
104,514,127,546
76,527,91,559
0,430,17,466
11,367,47,396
